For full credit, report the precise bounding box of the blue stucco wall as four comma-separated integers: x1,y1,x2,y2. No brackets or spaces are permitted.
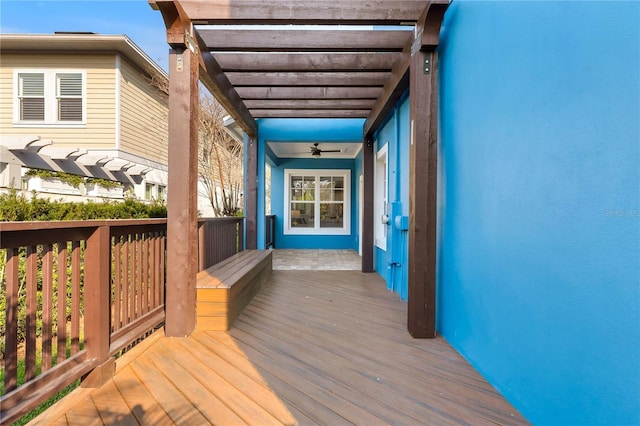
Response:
438,1,640,424
373,95,411,300
260,118,364,250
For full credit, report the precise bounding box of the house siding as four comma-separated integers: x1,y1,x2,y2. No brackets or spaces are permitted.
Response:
119,56,168,165
0,53,117,148
438,1,640,424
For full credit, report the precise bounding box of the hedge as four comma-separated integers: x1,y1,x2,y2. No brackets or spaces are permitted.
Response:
0,189,167,222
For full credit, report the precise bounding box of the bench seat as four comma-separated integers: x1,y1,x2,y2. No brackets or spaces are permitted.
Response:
196,249,272,331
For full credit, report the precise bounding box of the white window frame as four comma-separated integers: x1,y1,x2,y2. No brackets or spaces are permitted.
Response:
284,169,351,236
13,69,86,127
374,143,388,249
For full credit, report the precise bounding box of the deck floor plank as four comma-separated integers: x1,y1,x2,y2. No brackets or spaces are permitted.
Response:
112,366,175,425
141,343,249,425
89,380,139,426
29,269,528,425
156,338,293,425
240,292,518,424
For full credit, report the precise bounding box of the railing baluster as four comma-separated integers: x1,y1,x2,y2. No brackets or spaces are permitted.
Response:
123,237,130,326
4,248,19,392
142,234,149,315
1,220,167,423
57,242,68,364
42,244,54,372
71,240,81,355
113,236,122,332
26,246,38,381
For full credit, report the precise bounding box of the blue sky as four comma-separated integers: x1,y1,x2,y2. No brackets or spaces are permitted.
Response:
0,0,169,70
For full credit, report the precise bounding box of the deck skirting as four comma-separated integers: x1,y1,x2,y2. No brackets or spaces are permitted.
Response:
196,249,272,330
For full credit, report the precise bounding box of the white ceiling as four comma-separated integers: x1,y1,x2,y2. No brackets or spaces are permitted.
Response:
267,142,362,159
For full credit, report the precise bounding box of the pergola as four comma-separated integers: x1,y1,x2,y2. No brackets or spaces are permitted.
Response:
149,0,448,338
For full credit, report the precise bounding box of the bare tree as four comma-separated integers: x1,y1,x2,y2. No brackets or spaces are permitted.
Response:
199,95,243,216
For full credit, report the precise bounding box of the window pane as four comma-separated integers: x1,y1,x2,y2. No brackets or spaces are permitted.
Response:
19,73,44,96
20,98,45,120
290,176,314,201
291,202,314,228
320,203,343,228
58,98,82,121
319,176,333,201
57,73,82,96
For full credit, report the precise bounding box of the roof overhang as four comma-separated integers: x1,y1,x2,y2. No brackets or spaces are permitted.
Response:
0,33,167,80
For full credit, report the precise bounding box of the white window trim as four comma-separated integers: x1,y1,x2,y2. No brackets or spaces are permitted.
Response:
284,168,351,236
374,143,388,249
13,69,87,127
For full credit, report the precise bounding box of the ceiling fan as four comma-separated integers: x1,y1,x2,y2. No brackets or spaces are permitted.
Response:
308,143,341,158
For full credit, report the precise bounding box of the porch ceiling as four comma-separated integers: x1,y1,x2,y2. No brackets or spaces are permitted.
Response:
149,0,449,138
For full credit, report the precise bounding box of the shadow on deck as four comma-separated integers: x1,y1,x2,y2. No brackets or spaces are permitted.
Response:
32,270,529,425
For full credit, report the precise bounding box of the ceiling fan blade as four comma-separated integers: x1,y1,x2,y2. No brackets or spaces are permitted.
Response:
319,149,342,153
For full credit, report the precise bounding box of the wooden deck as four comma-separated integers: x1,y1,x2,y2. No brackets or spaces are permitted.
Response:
31,270,529,425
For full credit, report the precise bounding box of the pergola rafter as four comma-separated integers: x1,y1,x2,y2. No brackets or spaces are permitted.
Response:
150,0,449,338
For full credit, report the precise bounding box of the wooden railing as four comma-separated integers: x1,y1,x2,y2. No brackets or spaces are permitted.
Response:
198,217,245,271
266,215,276,248
0,219,167,424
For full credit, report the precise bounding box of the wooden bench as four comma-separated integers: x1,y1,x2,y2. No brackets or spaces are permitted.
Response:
196,249,272,331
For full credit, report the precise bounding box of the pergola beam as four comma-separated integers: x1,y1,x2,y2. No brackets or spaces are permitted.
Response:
214,52,400,72
195,31,257,137
227,72,388,87
364,1,449,138
236,86,383,100
151,0,431,25
250,109,370,118
245,99,376,110
199,29,412,52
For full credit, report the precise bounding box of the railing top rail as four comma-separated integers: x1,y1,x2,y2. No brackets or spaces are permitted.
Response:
0,218,168,232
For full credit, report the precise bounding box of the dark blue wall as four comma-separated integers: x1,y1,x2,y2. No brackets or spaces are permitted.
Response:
438,1,640,424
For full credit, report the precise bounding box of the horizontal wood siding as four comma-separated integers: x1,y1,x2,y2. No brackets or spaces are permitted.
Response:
119,57,168,165
0,53,116,148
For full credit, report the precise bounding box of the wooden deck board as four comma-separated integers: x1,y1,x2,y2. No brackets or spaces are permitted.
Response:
29,270,528,425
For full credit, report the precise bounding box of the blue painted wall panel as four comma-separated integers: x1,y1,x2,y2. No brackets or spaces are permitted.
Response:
259,118,364,250
438,1,640,424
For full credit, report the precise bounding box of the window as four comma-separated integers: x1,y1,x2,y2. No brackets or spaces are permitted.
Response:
57,73,82,121
284,169,351,235
14,70,85,125
18,73,44,120
158,185,167,201
145,183,154,200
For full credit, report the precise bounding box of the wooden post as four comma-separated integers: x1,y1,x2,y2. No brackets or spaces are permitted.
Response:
245,134,258,249
408,49,439,338
82,225,114,386
165,46,200,337
362,137,375,272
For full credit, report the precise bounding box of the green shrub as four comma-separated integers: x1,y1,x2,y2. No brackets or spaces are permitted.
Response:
0,189,167,222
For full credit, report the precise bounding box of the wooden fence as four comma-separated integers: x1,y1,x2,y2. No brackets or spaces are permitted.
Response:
1,216,245,424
